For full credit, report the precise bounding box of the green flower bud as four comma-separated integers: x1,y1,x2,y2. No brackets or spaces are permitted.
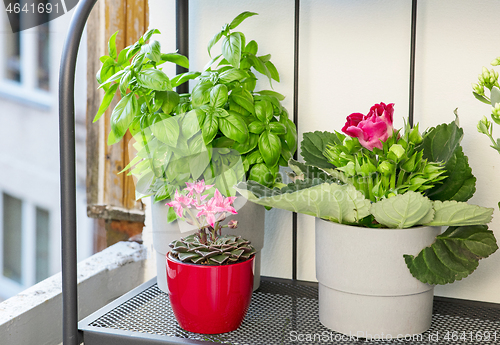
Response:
408,125,423,145
472,83,485,96
492,104,500,125
401,153,417,172
388,144,405,161
337,161,356,177
477,116,491,135
378,160,394,175
492,57,500,66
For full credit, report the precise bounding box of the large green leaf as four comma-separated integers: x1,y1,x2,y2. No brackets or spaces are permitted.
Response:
218,114,248,144
141,40,161,62
425,200,493,226
300,131,341,169
370,191,434,228
426,146,476,202
259,130,281,167
255,100,273,123
221,32,242,69
219,68,249,83
136,69,171,91
231,89,254,114
110,93,138,143
404,225,498,285
207,31,224,57
191,82,213,107
108,31,118,60
171,71,201,88
236,180,371,224
233,133,258,154
421,120,463,164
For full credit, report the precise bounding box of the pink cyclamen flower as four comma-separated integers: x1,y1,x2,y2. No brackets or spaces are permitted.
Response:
196,200,219,228
185,179,214,197
342,102,395,151
165,190,193,218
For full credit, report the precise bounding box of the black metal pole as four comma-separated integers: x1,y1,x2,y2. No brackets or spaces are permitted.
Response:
409,0,417,127
292,0,300,281
176,0,189,94
59,0,98,344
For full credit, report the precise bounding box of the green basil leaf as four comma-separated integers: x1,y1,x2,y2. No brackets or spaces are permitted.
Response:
221,32,242,69
265,61,280,82
218,68,249,83
110,93,138,143
256,90,285,101
259,130,281,167
246,150,264,165
247,53,272,86
207,30,224,57
202,114,218,144
156,91,180,115
141,40,162,63
244,40,258,55
405,225,498,285
229,11,258,30
126,42,141,61
233,133,258,154
248,121,266,134
218,114,249,144
213,108,229,118
159,53,189,69
98,69,125,89
210,84,229,108
99,58,117,85
284,119,297,155
255,100,273,123
119,71,132,95
248,163,272,187
180,112,202,140
151,116,180,147
203,53,223,71
231,89,254,113
132,53,146,70
171,71,201,88
142,28,161,42
258,54,271,63
191,82,213,107
269,122,286,135
93,83,119,123
108,31,119,60
136,68,172,91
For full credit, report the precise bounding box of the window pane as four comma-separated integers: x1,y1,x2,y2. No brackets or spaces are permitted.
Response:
3,193,22,283
36,21,50,91
4,13,21,82
35,207,50,283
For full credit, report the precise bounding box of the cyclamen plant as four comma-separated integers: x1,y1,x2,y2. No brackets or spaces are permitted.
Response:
236,102,498,285
167,180,256,265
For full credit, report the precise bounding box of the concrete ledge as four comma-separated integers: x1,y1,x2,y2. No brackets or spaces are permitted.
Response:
0,241,148,345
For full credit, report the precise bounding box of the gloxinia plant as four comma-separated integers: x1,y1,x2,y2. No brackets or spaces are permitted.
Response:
236,102,498,285
167,180,256,265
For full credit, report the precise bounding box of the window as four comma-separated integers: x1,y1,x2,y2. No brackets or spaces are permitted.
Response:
2,193,23,284
0,192,52,298
0,9,52,106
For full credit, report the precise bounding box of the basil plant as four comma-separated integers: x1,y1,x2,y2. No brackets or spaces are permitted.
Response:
93,12,297,219
236,103,498,285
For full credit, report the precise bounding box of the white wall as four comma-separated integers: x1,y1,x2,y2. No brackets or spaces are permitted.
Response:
148,0,500,303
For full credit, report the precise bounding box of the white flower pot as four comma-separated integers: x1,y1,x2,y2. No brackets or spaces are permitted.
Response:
315,218,441,337
152,196,265,292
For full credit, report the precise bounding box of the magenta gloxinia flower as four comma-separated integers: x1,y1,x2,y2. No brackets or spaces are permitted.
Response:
342,102,395,151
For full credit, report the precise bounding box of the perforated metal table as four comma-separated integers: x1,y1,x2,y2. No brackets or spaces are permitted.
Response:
78,277,500,345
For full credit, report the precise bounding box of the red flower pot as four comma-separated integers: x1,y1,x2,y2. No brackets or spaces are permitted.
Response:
166,253,255,334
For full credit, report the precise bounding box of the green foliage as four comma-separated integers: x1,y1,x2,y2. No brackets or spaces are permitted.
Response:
405,225,498,285
426,200,493,226
170,234,256,265
369,191,434,228
300,131,340,169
